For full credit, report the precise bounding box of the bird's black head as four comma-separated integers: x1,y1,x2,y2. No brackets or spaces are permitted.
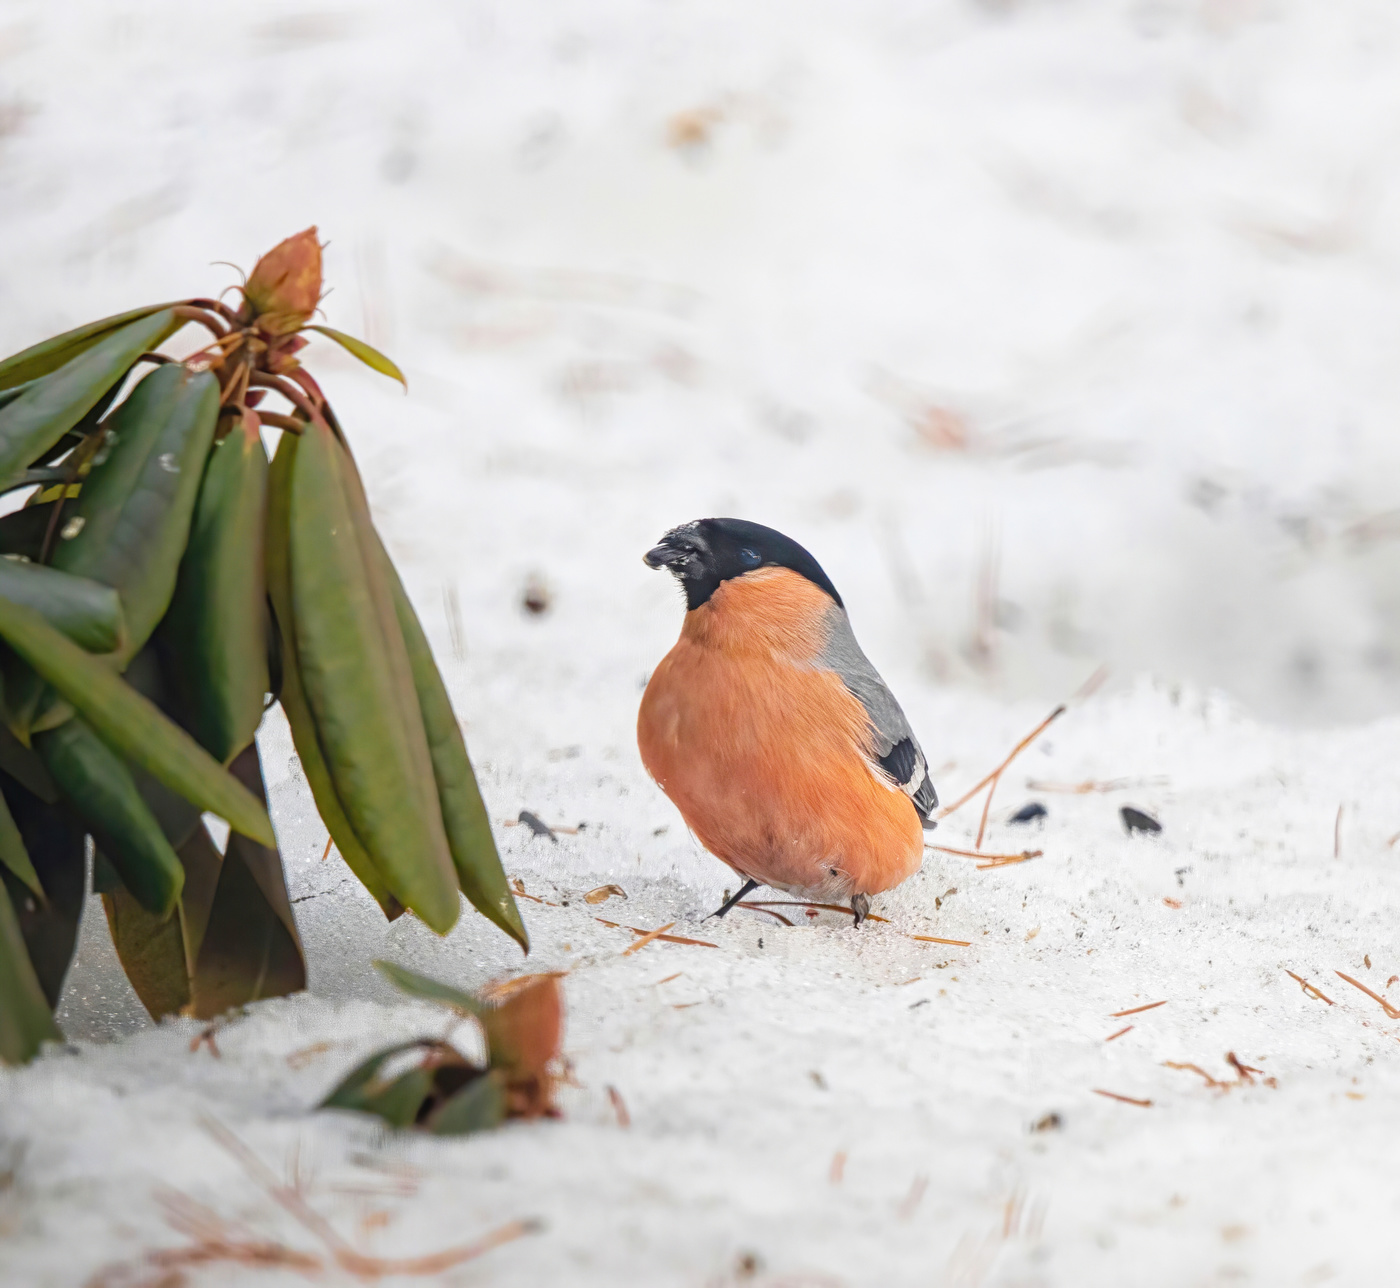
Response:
644,518,842,612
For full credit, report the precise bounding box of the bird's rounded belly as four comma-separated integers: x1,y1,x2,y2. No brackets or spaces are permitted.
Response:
638,644,922,898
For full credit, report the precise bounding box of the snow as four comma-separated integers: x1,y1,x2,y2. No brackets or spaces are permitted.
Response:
4,0,1400,1283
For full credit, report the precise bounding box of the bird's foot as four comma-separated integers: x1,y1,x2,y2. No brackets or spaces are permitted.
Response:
850,892,871,926
706,878,760,920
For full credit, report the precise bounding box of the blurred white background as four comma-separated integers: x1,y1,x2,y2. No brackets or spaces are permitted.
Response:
5,0,1400,727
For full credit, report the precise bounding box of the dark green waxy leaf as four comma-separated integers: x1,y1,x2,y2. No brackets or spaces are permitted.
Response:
53,362,220,668
0,303,180,392
375,541,527,951
428,1070,506,1136
321,1041,437,1127
0,558,125,654
0,310,177,487
0,789,42,902
373,959,484,1016
265,432,400,919
190,743,305,1019
0,770,84,1008
307,326,407,389
0,874,60,1065
0,596,275,847
162,414,269,764
289,418,457,932
36,718,183,917
0,726,54,803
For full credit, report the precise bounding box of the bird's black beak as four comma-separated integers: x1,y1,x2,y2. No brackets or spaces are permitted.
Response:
644,542,684,570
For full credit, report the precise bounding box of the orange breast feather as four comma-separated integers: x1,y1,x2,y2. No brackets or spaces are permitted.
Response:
638,568,923,899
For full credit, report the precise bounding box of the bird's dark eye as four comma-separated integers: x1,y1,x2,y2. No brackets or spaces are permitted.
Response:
738,547,761,568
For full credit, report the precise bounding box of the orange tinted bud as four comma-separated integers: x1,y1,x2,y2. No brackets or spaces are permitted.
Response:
244,227,322,335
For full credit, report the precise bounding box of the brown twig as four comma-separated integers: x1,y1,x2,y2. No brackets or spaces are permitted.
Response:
909,934,973,947
1093,1089,1152,1107
1104,1026,1133,1042
320,837,333,862
1285,970,1334,1005
935,705,1066,822
1110,1000,1167,1018
1335,971,1400,1019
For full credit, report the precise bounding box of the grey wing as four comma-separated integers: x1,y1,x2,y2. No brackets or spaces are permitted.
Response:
817,606,939,827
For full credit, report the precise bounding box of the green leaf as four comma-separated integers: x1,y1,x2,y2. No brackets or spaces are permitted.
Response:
375,537,528,951
307,326,407,389
0,310,179,486
373,959,484,1017
0,874,60,1064
0,596,275,848
52,363,220,668
0,790,43,903
0,773,84,1007
321,1040,435,1126
0,558,125,654
189,743,306,1019
428,1070,506,1136
36,719,184,918
0,304,180,392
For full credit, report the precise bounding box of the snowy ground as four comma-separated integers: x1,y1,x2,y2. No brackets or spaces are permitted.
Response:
4,0,1400,1283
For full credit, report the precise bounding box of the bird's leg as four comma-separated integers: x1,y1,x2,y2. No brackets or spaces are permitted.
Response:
850,893,871,926
706,878,760,920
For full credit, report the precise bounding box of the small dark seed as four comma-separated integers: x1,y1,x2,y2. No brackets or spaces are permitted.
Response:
1009,801,1048,824
1031,1111,1063,1133
1121,806,1162,835
518,809,557,842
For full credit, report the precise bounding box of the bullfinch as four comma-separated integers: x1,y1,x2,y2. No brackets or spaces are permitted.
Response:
637,518,937,925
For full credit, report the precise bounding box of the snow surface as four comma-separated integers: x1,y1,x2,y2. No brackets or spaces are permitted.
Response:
3,0,1400,1283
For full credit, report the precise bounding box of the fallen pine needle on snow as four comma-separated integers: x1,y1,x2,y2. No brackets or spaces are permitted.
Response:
741,899,890,923
1164,1061,1228,1090
621,922,678,955
1025,776,1168,794
653,973,682,986
1335,971,1400,1019
1285,970,1334,1004
607,1086,631,1128
320,837,333,862
1093,1089,1152,1107
975,852,1042,870
1105,1026,1133,1042
908,934,973,947
935,704,1067,823
200,1118,538,1277
898,1175,929,1220
596,919,718,949
928,844,1042,867
1110,1000,1168,1018
738,902,796,926
1227,1052,1264,1081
